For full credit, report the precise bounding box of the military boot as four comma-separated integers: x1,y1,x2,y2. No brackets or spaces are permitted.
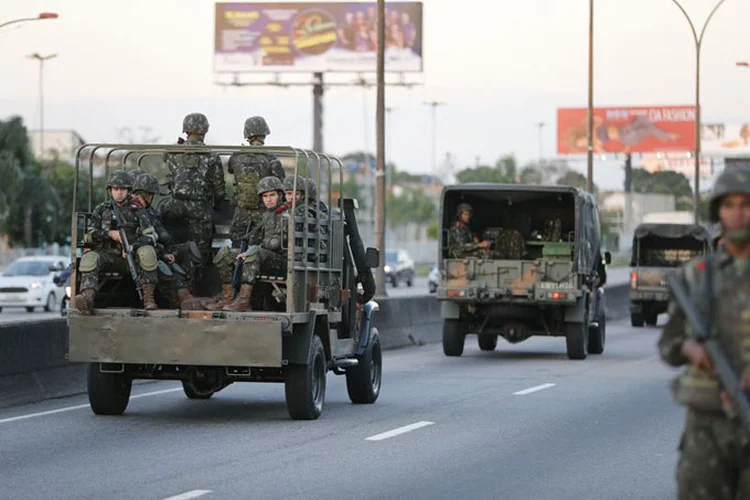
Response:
141,283,158,310
73,288,96,316
223,284,252,312
203,284,235,310
177,288,204,311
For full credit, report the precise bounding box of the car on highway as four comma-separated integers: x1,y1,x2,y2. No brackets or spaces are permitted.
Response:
428,264,438,293
0,256,67,313
384,249,415,287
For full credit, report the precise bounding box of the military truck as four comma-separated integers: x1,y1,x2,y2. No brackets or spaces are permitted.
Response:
628,223,710,327
437,184,611,360
66,144,382,420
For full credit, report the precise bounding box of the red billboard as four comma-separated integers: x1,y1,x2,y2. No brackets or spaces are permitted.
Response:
557,106,696,155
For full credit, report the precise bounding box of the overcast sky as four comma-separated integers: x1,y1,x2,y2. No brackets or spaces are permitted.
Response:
1,0,747,190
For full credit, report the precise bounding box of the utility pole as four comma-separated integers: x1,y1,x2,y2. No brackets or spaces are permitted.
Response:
535,121,545,184
423,100,446,177
586,0,594,193
28,52,57,160
375,0,387,297
312,72,323,152
386,106,396,195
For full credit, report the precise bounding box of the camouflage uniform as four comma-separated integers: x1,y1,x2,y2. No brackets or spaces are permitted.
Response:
658,166,750,500
227,116,285,247
448,203,489,259
163,113,226,267
207,176,287,312
481,227,526,260
74,171,159,313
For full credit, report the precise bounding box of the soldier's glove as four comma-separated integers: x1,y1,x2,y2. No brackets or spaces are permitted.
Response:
242,245,260,262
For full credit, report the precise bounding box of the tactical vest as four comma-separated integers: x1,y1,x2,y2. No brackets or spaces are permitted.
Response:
168,152,213,202
233,154,278,210
99,204,141,251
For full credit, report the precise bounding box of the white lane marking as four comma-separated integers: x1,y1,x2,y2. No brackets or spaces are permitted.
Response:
365,421,435,441
161,490,212,500
0,387,182,425
513,383,557,396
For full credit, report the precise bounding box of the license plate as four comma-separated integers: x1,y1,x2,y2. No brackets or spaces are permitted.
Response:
3,294,25,302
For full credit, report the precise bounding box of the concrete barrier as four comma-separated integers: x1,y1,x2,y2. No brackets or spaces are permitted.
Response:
0,283,630,410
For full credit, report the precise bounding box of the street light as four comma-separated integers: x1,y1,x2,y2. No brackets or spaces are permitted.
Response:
28,53,58,160
422,100,446,178
0,12,58,31
534,121,545,184
670,0,727,225
586,0,594,193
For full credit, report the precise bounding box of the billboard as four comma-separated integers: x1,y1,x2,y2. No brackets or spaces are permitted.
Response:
641,154,713,179
557,106,696,155
702,123,750,155
214,2,423,73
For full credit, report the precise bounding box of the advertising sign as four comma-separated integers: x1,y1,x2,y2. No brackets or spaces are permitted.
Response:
214,2,423,73
702,123,750,155
557,106,696,155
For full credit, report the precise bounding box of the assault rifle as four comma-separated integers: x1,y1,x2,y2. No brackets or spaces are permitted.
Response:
110,201,143,302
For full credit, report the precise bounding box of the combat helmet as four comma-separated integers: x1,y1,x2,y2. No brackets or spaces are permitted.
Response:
708,165,750,222
244,116,271,139
283,175,306,193
456,203,473,216
182,112,210,135
132,173,160,195
106,170,133,189
257,176,284,195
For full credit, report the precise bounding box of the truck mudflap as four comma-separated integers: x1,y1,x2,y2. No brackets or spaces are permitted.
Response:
68,311,283,367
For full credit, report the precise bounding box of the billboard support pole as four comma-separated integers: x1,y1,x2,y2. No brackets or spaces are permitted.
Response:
375,0,387,298
586,0,594,194
670,0,726,224
313,72,324,152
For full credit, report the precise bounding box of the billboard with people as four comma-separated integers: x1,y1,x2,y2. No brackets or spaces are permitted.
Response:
214,2,423,73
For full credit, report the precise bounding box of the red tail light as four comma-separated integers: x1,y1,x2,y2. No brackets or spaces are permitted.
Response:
630,271,638,289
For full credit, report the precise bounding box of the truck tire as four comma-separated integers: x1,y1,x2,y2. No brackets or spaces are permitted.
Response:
478,334,498,352
588,312,606,355
565,320,589,360
346,328,382,404
182,381,214,399
443,319,465,357
285,335,327,420
87,363,132,415
631,312,644,327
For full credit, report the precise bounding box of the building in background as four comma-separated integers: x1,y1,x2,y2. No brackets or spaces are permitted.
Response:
29,129,86,163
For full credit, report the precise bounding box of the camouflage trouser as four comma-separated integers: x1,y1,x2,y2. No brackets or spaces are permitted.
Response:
214,246,286,285
230,206,263,248
79,249,157,292
482,228,526,260
676,410,750,500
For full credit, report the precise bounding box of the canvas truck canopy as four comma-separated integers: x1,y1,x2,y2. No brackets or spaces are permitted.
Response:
630,223,710,267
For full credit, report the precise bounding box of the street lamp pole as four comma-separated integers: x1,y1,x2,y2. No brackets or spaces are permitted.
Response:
670,0,727,224
0,12,58,31
535,121,545,184
586,0,594,193
28,53,58,160
423,100,446,177
375,0,387,297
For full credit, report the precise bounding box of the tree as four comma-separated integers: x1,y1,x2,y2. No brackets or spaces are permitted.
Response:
455,155,519,184
556,170,597,193
632,169,693,210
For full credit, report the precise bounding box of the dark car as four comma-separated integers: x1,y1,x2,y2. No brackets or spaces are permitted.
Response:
384,249,415,287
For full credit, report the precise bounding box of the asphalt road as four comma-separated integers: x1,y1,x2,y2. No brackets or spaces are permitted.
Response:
0,316,682,500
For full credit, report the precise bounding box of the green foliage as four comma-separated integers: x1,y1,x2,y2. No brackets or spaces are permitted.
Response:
632,168,693,210
387,188,436,228
427,221,439,240
455,155,519,184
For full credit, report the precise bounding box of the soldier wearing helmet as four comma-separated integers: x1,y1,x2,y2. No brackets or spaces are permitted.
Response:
163,112,226,274
73,170,161,314
447,202,490,258
658,165,750,499
226,116,286,249
206,176,288,312
131,173,204,310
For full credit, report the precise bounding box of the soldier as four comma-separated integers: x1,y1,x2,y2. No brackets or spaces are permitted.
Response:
227,116,286,248
448,203,490,258
281,175,317,218
73,170,160,314
658,165,750,499
163,112,226,270
130,173,204,310
206,176,287,312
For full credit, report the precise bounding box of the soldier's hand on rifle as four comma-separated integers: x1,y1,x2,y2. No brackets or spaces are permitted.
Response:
108,230,121,243
681,339,714,372
235,253,246,262
165,254,175,264
478,240,490,249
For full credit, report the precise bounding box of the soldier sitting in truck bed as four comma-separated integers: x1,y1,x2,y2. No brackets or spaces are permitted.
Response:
448,203,491,258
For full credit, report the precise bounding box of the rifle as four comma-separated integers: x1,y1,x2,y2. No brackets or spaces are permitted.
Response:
667,272,750,427
110,201,143,301
232,219,258,297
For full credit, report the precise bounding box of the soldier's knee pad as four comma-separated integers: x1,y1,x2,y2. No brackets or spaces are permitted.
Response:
78,252,100,272
136,245,159,272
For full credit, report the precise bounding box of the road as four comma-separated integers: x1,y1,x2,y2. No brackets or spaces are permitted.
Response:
0,309,61,324
0,316,682,500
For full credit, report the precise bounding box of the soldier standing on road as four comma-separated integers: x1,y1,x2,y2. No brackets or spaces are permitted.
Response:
73,170,160,314
163,112,226,274
658,165,750,500
448,203,490,258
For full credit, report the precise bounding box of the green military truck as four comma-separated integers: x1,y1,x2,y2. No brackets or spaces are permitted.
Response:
437,184,611,360
67,144,382,420
628,223,710,327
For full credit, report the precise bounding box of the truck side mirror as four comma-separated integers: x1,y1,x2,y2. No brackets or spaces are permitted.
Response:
604,251,612,265
365,247,380,268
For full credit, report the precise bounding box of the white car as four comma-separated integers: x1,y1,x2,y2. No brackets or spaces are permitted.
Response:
428,264,439,293
0,256,67,313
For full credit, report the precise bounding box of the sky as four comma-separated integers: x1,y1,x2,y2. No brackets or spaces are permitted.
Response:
1,0,748,191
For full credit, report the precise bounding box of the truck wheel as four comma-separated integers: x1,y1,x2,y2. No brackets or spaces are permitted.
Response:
285,335,327,420
443,319,465,357
87,363,132,415
588,313,606,355
645,313,658,326
631,312,644,328
346,328,382,404
478,334,498,351
565,320,589,360
182,381,214,399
